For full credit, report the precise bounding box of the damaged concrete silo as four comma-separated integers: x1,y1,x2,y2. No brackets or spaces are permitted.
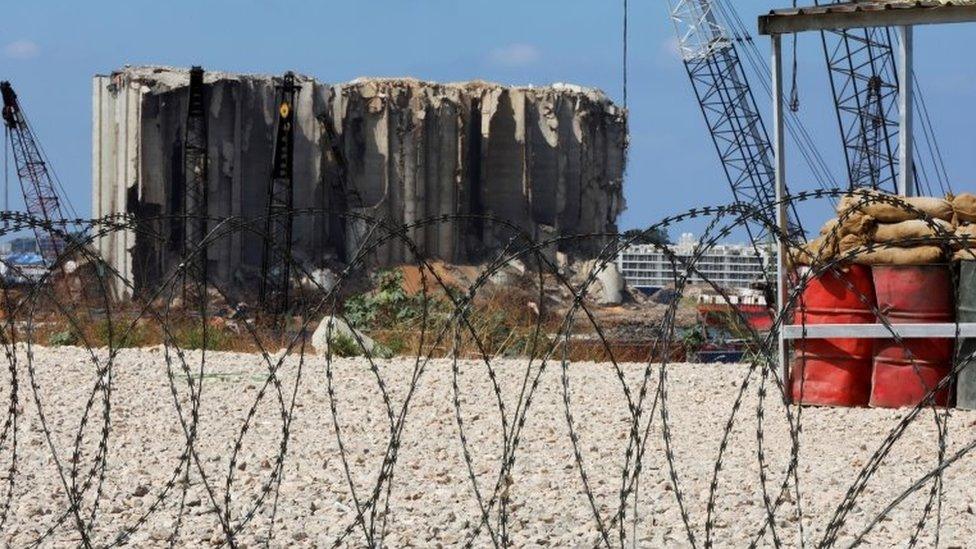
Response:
91,66,627,298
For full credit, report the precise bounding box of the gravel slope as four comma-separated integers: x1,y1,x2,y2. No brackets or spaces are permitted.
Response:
1,346,974,547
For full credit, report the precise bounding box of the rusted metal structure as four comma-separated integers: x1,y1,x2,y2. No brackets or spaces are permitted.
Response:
182,66,209,306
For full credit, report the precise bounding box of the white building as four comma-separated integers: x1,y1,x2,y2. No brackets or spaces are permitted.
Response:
617,233,770,290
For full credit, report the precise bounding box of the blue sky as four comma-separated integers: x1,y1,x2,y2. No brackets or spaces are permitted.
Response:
1,1,975,240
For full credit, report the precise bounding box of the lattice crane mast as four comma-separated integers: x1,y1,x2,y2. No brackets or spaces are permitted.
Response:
816,15,901,192
260,72,300,314
668,0,800,247
1,81,68,262
182,66,209,305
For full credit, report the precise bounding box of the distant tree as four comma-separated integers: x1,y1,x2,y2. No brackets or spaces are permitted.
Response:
620,227,671,246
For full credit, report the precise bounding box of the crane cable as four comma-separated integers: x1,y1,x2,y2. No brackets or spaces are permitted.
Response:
913,72,951,196
789,0,800,113
789,34,800,113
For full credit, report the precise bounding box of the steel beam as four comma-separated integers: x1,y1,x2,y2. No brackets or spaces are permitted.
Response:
784,323,976,339
772,34,790,401
183,66,209,306
817,24,901,192
260,72,300,315
760,4,976,35
897,25,914,196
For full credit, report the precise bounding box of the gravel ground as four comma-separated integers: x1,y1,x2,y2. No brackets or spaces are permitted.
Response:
1,345,974,547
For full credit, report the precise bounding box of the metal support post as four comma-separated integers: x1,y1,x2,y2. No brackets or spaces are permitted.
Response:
897,25,914,197
772,34,790,402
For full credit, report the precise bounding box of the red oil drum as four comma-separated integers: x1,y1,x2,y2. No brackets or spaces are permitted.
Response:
794,264,876,324
870,265,954,408
872,265,953,323
791,265,876,407
792,339,872,407
870,339,952,407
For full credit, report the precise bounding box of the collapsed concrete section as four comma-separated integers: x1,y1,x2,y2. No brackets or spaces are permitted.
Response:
92,66,627,298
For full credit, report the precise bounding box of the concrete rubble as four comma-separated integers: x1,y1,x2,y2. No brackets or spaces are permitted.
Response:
310,315,379,357
568,258,625,305
92,66,627,298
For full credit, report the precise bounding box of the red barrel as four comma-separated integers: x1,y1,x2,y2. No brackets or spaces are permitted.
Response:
791,265,876,407
873,265,953,323
870,265,954,408
792,339,873,406
871,340,952,408
794,264,877,325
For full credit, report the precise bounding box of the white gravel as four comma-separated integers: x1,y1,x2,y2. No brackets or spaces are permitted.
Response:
2,346,975,547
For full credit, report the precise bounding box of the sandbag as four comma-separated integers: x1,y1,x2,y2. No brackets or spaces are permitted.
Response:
872,219,953,243
838,190,953,223
954,248,976,262
841,211,875,236
819,212,874,238
819,218,839,236
953,224,976,249
791,235,838,266
852,245,944,266
952,193,976,223
838,234,865,253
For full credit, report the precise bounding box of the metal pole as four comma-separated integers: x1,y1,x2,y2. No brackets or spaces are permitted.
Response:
773,34,790,402
897,25,914,196
3,130,8,215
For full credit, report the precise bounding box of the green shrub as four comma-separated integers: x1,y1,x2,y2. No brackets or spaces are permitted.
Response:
176,324,226,351
680,328,706,357
93,320,143,348
48,329,79,347
327,332,360,358
344,270,426,329
370,343,394,359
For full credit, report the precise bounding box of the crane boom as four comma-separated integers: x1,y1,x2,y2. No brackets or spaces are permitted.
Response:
668,0,800,247
1,81,68,261
670,1,943,200
818,23,901,192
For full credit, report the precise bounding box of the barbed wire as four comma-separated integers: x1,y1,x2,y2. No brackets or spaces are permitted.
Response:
0,191,972,546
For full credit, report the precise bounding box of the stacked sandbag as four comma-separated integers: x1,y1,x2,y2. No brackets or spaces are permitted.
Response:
791,233,839,266
855,218,952,265
951,193,976,261
790,209,874,266
837,190,953,223
839,190,951,265
791,189,976,266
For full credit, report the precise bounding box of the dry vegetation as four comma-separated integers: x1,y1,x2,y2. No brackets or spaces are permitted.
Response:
6,263,690,363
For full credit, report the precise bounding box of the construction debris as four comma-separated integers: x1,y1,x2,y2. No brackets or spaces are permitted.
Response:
310,315,380,357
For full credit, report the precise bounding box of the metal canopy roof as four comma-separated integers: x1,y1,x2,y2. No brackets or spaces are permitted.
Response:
759,1,976,35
